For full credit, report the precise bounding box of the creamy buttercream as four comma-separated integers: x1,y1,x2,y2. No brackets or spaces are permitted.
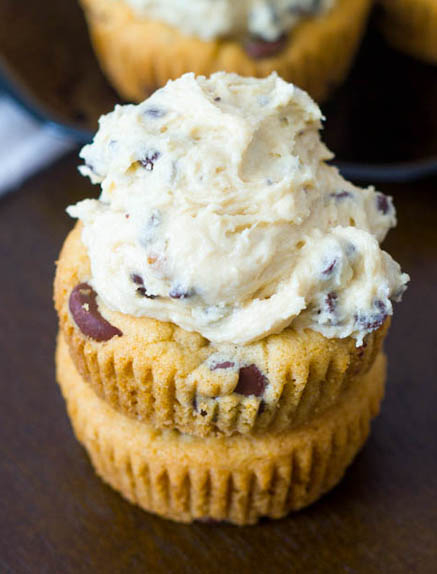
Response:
68,72,408,346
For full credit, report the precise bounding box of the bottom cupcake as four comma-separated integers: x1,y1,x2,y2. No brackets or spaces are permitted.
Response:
56,335,386,526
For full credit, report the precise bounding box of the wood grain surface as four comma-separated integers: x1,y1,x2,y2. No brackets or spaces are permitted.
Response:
0,156,436,574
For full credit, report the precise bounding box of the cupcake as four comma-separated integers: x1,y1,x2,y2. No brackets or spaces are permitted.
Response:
378,0,437,64
54,72,408,524
79,0,373,101
56,334,386,525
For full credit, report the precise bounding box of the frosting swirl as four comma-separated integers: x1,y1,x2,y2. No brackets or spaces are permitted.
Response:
68,72,408,345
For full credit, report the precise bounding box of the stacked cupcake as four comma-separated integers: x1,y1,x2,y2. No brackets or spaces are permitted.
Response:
78,0,373,102
54,72,408,525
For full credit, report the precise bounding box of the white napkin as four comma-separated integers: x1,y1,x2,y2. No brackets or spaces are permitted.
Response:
0,94,76,197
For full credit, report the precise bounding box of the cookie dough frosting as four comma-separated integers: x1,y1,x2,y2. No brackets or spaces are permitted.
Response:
124,0,335,41
68,72,408,346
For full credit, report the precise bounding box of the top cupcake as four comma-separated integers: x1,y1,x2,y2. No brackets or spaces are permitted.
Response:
68,72,408,346
125,0,335,41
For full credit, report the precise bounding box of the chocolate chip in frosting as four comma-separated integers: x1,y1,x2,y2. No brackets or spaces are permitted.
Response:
169,285,195,300
331,190,353,201
235,365,268,397
322,259,338,277
210,360,235,371
244,33,288,59
69,283,122,342
355,299,388,331
140,151,160,172
376,193,391,215
130,274,158,299
144,108,166,119
325,291,338,314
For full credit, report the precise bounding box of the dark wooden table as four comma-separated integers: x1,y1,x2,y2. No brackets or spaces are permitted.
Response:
0,154,436,574
0,1,437,572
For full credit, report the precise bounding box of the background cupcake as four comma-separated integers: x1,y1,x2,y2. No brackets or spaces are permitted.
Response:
79,0,373,101
378,0,437,64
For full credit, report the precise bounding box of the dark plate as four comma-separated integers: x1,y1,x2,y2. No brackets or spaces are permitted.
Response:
0,0,436,182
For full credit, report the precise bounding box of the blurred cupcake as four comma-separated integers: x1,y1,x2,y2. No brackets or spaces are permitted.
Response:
378,0,437,63
79,0,373,101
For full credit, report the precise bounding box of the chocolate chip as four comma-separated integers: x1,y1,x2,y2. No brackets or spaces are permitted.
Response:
214,96,221,102
210,361,235,371
355,300,388,331
137,287,156,299
244,33,288,59
192,397,207,417
130,274,157,299
376,193,390,215
69,283,122,342
131,274,143,286
322,259,337,277
258,400,266,415
169,286,195,300
140,151,160,172
235,365,268,397
144,108,166,118
325,292,338,314
330,191,353,201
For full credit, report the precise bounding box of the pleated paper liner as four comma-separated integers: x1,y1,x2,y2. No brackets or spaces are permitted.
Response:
56,334,386,525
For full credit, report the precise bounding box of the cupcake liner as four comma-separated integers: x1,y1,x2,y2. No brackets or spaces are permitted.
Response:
56,334,386,525
379,0,437,64
79,0,372,102
55,225,388,438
